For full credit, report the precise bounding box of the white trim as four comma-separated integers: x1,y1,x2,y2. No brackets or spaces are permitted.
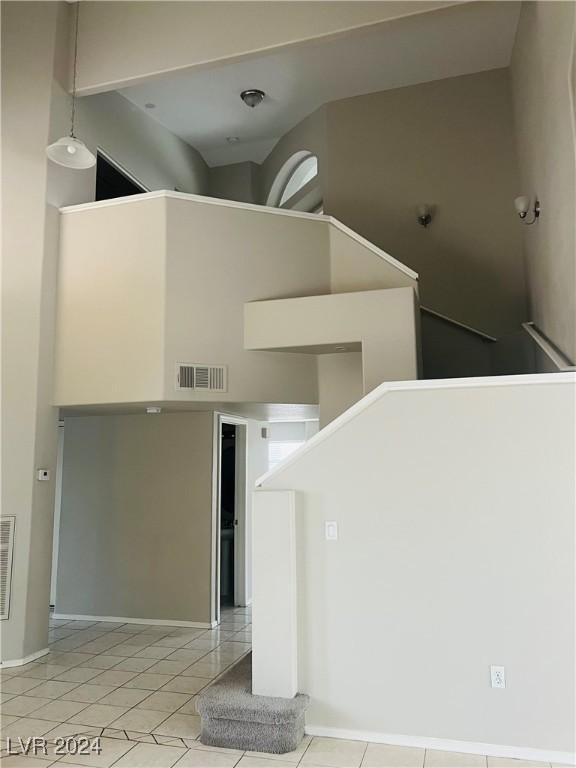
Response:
1,647,50,668
211,413,221,626
256,372,576,486
58,190,418,281
522,322,576,371
421,305,497,342
59,190,328,221
52,613,216,629
212,413,250,625
304,725,575,766
50,423,65,606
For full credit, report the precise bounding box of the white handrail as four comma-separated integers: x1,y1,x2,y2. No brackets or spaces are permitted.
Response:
421,305,497,342
522,322,575,371
256,372,575,487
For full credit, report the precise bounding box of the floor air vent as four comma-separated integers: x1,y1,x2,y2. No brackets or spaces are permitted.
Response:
176,363,227,393
0,516,15,620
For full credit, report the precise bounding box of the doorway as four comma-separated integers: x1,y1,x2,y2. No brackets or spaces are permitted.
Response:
214,415,248,624
95,151,147,201
219,423,236,608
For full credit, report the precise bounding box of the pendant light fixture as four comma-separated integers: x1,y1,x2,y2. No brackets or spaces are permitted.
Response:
46,2,96,169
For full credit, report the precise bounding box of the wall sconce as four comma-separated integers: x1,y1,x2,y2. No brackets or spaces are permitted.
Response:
514,195,540,225
417,204,432,227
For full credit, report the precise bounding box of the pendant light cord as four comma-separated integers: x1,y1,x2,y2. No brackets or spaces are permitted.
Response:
70,1,80,138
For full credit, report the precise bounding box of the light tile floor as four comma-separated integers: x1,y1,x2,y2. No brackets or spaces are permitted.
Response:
0,608,554,768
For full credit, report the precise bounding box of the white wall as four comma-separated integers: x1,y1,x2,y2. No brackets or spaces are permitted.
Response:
244,420,270,604
258,375,575,758
510,1,576,363
76,91,208,197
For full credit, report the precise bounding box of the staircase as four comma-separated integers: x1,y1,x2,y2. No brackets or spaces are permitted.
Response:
196,653,309,753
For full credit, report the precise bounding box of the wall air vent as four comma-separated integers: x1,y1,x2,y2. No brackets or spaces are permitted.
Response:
0,516,15,620
176,363,227,393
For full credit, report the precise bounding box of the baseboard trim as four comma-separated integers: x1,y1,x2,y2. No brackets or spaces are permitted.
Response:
304,725,575,766
52,612,214,629
1,647,50,668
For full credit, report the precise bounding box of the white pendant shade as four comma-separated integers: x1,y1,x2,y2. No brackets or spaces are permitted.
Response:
46,136,96,169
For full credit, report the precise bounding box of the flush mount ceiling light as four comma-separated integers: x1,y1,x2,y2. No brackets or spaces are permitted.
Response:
514,195,540,225
226,136,240,144
46,2,96,170
240,89,266,108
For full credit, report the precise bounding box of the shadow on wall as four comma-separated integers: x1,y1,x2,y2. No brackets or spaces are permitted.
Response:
335,192,526,341
421,312,536,379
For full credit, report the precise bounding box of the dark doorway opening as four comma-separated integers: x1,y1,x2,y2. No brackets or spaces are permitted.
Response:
95,153,146,201
220,423,236,608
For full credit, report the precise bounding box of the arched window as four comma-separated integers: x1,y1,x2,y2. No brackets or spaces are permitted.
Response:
278,155,318,206
266,151,320,211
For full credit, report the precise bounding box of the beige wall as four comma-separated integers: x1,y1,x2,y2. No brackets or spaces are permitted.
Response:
510,1,576,362
317,352,363,427
245,287,420,420
259,107,327,206
55,194,417,409
324,69,526,338
55,198,167,406
1,1,70,663
260,70,526,344
260,376,576,754
208,161,260,204
164,199,328,406
74,2,454,95
56,413,214,623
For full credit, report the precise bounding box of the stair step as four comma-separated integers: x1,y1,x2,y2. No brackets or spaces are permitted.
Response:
196,653,309,754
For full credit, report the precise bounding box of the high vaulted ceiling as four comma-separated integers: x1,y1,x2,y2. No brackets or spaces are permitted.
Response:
119,1,520,167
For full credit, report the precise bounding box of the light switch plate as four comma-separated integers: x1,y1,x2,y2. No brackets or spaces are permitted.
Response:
325,521,338,541
36,469,50,481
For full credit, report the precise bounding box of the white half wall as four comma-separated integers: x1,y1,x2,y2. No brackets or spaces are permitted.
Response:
256,374,576,758
55,192,417,409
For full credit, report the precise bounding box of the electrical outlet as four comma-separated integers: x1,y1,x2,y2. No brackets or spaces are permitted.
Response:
490,665,506,689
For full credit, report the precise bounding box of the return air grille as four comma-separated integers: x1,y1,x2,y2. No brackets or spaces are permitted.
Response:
0,516,15,621
176,363,227,393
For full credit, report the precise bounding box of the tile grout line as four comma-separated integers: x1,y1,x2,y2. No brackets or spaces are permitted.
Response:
2,610,252,762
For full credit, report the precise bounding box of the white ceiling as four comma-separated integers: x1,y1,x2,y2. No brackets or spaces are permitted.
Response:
119,1,520,167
